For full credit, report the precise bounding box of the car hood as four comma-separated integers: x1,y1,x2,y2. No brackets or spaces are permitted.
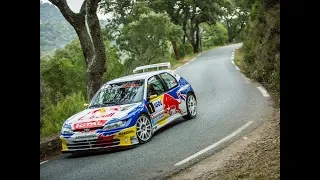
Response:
64,102,142,130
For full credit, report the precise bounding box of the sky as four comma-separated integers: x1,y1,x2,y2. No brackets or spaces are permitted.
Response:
41,0,108,19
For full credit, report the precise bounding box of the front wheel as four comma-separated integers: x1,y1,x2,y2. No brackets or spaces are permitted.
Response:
183,93,197,120
136,114,153,144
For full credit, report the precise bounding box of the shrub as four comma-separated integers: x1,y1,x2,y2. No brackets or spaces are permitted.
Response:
40,91,86,138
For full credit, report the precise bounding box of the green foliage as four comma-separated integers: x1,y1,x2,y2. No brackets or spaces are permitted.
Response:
241,0,280,106
103,41,126,82
220,0,252,42
201,22,228,48
118,8,183,68
178,43,194,57
41,40,87,104
40,38,126,137
40,92,86,138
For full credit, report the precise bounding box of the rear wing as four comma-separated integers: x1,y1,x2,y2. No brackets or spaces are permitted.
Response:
133,62,171,74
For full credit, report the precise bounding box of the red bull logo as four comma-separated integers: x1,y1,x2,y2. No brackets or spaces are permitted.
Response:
163,92,185,115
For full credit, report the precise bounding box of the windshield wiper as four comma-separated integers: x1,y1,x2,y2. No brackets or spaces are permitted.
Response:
88,104,103,108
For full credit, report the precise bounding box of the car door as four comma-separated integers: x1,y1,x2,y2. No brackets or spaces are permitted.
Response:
146,75,166,125
159,72,185,117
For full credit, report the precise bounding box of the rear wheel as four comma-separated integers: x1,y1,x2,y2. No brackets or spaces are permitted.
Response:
183,93,197,120
136,114,153,143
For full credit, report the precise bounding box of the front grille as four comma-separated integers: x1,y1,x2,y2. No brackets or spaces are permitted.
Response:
73,127,102,132
67,138,120,150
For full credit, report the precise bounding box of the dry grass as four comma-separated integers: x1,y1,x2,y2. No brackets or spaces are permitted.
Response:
199,110,280,180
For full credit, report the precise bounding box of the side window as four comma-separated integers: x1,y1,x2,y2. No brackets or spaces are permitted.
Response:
160,72,178,90
147,75,165,97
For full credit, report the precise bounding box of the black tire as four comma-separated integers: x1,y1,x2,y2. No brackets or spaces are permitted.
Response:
183,93,197,120
135,114,153,144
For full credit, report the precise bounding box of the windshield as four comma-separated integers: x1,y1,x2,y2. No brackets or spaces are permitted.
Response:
88,79,145,108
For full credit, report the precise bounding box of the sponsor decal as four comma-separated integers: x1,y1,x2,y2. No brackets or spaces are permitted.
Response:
154,100,162,108
75,134,97,139
151,111,164,119
122,83,141,88
73,120,106,130
119,130,134,136
79,110,115,121
163,93,182,114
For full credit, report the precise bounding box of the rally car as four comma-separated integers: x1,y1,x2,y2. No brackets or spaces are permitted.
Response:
60,62,197,154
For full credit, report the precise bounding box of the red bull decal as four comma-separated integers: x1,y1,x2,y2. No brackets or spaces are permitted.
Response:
162,91,187,115
163,93,182,115
79,110,115,121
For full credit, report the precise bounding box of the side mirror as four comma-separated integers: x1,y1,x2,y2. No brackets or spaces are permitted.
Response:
84,103,89,107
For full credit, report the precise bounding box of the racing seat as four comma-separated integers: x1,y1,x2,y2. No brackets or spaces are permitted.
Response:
147,83,159,97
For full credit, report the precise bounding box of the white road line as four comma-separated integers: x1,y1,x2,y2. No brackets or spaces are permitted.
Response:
231,61,235,64
231,57,234,60
235,66,240,71
174,55,198,71
174,121,254,166
40,160,48,165
256,86,270,97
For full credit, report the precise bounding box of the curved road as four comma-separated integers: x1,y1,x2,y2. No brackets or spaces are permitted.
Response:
40,44,273,180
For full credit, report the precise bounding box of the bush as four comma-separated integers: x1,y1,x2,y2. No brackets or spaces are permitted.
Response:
178,43,194,57
40,91,87,138
201,22,228,49
241,0,280,106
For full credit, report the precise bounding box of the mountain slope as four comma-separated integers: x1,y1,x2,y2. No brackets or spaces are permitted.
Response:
40,2,77,54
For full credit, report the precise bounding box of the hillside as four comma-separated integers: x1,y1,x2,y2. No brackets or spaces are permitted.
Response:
40,2,77,54
40,2,109,54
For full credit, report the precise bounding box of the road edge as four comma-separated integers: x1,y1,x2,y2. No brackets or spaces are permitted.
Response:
165,109,279,180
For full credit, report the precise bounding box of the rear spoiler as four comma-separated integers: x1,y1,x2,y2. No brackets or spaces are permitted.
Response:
133,62,171,74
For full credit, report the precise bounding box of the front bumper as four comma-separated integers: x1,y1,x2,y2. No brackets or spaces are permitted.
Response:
60,126,139,153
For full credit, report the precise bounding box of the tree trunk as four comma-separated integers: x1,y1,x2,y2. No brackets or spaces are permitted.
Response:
182,17,188,56
190,24,200,53
49,0,106,100
171,41,180,60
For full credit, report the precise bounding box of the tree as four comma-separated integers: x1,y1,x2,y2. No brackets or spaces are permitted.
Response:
150,0,224,54
41,40,87,103
201,22,228,48
147,0,185,60
49,0,106,100
117,11,182,68
220,0,252,43
186,0,223,53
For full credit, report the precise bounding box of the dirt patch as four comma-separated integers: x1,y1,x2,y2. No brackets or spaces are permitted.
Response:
40,134,61,162
168,110,280,180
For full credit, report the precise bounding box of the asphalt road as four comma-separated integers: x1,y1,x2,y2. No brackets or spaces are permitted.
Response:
40,43,273,180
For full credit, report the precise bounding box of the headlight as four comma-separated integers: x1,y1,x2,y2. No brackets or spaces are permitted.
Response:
103,120,128,131
61,127,73,135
